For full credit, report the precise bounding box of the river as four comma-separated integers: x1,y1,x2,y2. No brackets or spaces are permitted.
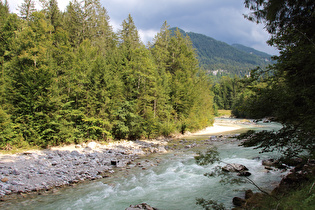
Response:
3,118,284,210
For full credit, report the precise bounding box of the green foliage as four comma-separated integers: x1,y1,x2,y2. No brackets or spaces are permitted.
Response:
195,148,220,165
254,179,315,210
212,75,243,110
0,107,18,149
231,0,315,158
240,127,315,159
0,2,214,149
18,0,36,20
195,198,225,210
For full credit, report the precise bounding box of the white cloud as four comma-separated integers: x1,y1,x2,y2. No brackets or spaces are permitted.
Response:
8,0,70,13
138,29,159,44
7,0,277,54
57,0,71,11
7,0,24,13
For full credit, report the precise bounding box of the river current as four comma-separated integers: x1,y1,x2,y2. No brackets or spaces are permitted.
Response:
5,118,284,210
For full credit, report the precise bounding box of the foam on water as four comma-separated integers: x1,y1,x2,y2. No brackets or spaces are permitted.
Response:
3,119,286,210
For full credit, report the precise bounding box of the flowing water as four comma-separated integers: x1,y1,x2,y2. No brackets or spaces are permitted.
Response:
4,118,285,210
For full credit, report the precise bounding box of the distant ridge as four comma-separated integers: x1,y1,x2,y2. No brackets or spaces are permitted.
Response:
231,43,273,62
170,27,273,77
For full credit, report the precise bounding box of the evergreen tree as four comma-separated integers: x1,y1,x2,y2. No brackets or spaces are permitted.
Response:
0,0,9,23
119,14,141,57
167,28,199,122
64,0,84,48
151,21,172,121
18,0,36,20
4,12,59,146
40,0,62,31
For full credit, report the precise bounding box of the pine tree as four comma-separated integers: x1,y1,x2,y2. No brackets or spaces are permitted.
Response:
4,12,60,146
0,0,9,23
151,21,172,119
119,14,141,59
18,0,36,20
40,0,62,31
167,29,199,120
64,0,84,48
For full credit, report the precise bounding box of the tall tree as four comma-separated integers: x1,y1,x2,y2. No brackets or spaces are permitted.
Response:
40,0,62,30
151,21,172,121
4,12,59,146
0,0,9,23
18,0,36,20
167,28,199,121
119,14,141,55
64,0,83,48
118,14,142,100
239,0,315,158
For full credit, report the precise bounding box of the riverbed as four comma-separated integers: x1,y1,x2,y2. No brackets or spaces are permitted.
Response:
0,118,285,209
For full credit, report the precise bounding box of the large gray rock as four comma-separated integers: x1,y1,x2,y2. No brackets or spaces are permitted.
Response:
222,163,248,172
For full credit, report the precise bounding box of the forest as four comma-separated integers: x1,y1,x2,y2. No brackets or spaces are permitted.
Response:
0,0,214,149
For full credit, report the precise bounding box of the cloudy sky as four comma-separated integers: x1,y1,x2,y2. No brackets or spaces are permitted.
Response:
8,0,278,55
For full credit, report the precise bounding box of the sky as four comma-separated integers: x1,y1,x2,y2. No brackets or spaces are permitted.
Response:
7,0,279,55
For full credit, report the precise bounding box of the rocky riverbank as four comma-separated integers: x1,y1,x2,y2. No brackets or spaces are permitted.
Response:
0,121,245,203
231,159,315,209
0,139,168,201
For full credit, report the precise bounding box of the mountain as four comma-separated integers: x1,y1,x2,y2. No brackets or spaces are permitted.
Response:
170,28,273,77
231,43,273,62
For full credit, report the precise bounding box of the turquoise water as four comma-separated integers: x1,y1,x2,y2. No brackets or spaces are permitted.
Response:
3,119,285,210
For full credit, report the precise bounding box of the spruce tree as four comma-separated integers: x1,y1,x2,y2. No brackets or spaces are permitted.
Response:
18,0,36,20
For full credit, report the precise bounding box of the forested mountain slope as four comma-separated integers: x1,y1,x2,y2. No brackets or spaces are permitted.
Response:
170,28,273,77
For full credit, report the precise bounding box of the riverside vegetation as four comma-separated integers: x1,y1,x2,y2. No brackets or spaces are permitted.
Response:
198,0,315,209
212,0,315,161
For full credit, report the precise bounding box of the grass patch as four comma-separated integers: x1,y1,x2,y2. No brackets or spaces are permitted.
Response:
257,179,315,209
0,145,42,155
217,110,232,117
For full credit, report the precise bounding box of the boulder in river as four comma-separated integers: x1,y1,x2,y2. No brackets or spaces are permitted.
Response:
232,197,246,207
222,163,248,172
125,203,157,210
238,171,252,177
262,159,278,167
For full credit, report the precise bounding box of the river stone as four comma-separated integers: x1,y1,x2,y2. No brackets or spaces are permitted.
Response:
1,170,9,176
222,163,248,172
238,171,252,177
87,142,98,149
70,150,80,156
126,203,157,210
1,177,9,182
245,189,254,199
262,159,278,167
12,169,20,175
233,197,246,207
75,144,82,149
